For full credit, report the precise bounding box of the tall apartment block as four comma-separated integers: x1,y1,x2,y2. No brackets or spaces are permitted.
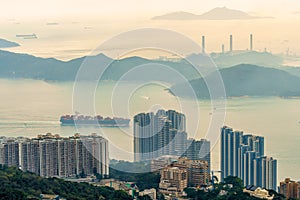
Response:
21,140,40,174
220,126,277,190
134,109,212,177
253,156,277,190
185,138,211,173
134,109,186,162
3,140,20,168
0,133,109,178
221,127,243,178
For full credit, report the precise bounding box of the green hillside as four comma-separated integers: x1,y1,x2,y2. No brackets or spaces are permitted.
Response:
0,165,132,200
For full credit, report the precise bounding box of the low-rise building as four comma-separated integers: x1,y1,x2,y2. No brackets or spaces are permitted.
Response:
150,156,178,172
159,166,188,196
39,194,66,200
243,185,274,200
139,188,157,200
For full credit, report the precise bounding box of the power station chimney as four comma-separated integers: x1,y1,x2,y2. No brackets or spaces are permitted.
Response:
229,34,233,52
202,35,205,54
250,34,253,51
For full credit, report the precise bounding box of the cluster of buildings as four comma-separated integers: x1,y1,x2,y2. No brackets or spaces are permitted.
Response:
134,110,210,169
134,109,186,161
0,133,109,178
2,108,297,200
158,157,210,196
98,179,156,199
221,126,277,191
134,110,281,197
134,109,211,197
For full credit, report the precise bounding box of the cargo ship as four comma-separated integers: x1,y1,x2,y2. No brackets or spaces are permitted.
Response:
60,114,130,127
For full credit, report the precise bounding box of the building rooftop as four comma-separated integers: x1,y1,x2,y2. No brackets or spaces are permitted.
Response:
243,186,274,200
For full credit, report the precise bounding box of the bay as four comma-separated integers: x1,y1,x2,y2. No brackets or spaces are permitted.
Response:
0,78,299,182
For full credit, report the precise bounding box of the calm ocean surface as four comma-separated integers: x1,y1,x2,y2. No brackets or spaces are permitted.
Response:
0,79,299,182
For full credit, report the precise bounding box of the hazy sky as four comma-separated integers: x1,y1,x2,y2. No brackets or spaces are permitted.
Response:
1,0,300,18
1,0,300,60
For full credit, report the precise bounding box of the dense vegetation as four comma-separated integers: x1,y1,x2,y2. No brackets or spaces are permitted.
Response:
0,165,132,200
109,160,160,191
184,176,286,200
0,163,288,200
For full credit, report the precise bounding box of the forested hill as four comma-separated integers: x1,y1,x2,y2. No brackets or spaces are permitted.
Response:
0,50,199,82
170,64,300,98
0,165,132,200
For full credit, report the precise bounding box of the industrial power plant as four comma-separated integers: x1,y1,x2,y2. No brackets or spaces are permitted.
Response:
201,34,254,54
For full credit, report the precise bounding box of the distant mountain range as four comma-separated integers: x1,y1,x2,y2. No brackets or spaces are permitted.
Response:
1,50,300,98
152,7,271,20
170,64,300,98
0,38,20,48
0,50,200,82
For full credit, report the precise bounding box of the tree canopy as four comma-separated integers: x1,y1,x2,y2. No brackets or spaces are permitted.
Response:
184,176,285,200
0,165,132,200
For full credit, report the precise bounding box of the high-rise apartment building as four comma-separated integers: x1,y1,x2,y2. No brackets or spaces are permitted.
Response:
220,126,277,190
185,139,211,173
0,133,109,178
221,127,243,179
243,151,257,186
134,112,155,161
39,139,59,177
3,140,20,167
253,156,277,191
134,109,186,162
80,134,109,177
174,131,187,157
134,109,212,182
20,140,40,174
166,110,186,132
57,138,77,177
